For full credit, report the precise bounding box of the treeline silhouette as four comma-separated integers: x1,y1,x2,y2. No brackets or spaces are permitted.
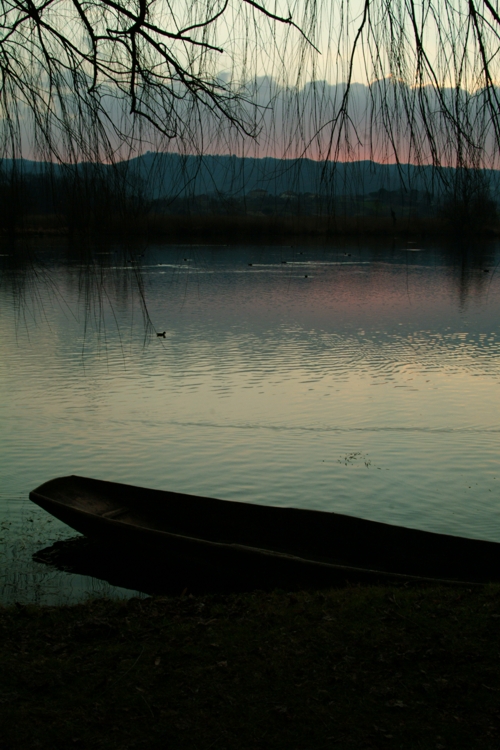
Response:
1,160,498,241
0,164,149,237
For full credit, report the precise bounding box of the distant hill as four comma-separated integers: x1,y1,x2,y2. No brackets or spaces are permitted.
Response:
3,152,500,200
117,152,500,199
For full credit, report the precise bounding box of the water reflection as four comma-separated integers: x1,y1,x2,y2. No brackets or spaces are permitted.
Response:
1,240,500,602
33,537,201,597
33,535,317,596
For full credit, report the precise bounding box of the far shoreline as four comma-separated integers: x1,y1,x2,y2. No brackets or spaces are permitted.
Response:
3,212,500,244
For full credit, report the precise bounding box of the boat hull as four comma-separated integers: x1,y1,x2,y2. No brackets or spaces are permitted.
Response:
29,475,500,587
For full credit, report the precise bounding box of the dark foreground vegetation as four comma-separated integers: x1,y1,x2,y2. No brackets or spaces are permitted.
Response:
2,584,500,749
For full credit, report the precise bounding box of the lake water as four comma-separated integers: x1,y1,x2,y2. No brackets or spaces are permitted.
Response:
1,240,500,603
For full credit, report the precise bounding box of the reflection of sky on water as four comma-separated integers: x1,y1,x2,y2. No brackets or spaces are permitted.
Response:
1,242,500,602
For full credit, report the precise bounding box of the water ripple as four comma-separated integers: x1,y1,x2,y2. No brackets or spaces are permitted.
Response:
2,243,500,601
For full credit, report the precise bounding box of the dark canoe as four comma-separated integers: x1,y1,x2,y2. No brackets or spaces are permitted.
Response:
29,475,500,587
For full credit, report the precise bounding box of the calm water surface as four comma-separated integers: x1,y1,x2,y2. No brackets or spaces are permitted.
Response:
1,241,500,602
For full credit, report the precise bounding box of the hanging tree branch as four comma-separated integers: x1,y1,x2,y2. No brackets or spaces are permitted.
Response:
0,0,317,161
0,0,500,171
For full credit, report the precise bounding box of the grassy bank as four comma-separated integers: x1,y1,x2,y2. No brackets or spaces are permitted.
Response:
1,584,500,749
10,211,500,243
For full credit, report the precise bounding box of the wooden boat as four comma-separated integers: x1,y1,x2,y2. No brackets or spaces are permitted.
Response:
29,475,500,587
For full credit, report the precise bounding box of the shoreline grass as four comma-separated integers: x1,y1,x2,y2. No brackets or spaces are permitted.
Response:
2,583,500,749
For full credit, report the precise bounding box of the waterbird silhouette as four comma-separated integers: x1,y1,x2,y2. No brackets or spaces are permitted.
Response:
157,332,166,337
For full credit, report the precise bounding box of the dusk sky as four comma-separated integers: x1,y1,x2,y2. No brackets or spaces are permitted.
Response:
7,0,500,168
